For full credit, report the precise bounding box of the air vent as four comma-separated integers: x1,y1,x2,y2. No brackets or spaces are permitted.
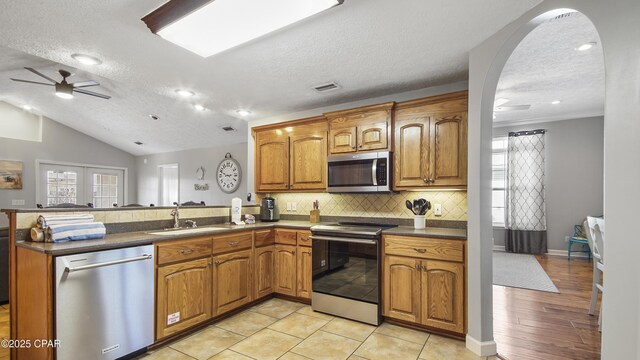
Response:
550,11,577,21
221,126,236,132
134,141,143,145
313,82,340,92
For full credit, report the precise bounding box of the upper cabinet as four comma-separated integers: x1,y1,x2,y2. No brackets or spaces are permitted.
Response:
325,102,394,154
253,117,328,193
393,91,468,189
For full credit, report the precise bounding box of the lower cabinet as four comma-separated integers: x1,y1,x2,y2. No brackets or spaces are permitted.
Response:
212,249,253,316
254,245,275,299
274,244,297,296
383,255,465,334
296,246,312,299
156,257,212,339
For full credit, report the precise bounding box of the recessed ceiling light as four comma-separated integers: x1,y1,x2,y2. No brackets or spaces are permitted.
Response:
71,53,102,65
194,104,205,111
134,141,143,145
236,109,251,116
175,89,195,97
149,114,159,120
145,0,343,57
576,42,597,51
551,100,562,105
22,105,32,111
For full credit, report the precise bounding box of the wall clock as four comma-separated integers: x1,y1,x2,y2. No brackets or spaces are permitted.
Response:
216,153,242,193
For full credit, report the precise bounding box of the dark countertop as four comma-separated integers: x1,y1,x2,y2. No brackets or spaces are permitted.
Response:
16,220,466,256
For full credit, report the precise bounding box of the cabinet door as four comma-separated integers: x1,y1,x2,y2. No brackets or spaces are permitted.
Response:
274,244,297,296
429,112,467,186
255,131,290,191
358,122,388,151
329,126,357,154
421,260,464,333
297,246,313,299
157,258,212,339
382,255,421,323
393,111,430,188
254,246,275,299
290,133,327,190
212,250,253,316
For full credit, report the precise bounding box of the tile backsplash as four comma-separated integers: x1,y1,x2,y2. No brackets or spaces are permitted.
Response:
265,192,467,221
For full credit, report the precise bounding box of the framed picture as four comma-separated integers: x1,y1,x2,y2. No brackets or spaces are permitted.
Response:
0,160,23,189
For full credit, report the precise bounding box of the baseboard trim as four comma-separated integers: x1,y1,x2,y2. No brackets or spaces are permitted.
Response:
466,334,497,356
492,245,589,258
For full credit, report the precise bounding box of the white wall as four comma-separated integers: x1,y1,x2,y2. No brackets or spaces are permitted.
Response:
136,142,248,207
245,81,469,194
0,105,137,227
468,1,640,358
493,116,604,251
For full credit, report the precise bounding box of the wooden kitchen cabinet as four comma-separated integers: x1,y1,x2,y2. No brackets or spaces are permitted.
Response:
274,244,297,296
253,117,328,192
212,249,253,316
254,245,275,299
296,246,313,299
255,130,289,191
325,102,394,154
383,255,421,323
156,257,212,339
393,91,468,189
289,133,327,190
421,260,465,333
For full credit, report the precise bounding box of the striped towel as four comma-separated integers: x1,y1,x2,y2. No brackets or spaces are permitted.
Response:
37,214,94,229
46,222,106,243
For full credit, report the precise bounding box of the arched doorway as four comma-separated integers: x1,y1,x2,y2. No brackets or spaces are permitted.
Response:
461,0,640,357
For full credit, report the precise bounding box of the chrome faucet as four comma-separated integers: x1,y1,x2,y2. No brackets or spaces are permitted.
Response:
170,202,180,229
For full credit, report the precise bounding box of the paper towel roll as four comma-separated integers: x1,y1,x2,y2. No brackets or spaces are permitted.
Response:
31,227,45,242
231,197,242,224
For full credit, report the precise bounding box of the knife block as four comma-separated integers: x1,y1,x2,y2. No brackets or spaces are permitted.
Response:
309,210,320,223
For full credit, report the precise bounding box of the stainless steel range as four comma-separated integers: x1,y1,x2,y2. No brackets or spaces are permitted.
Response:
310,222,397,325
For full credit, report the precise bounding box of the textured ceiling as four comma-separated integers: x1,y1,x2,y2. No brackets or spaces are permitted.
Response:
494,12,605,125
0,0,541,155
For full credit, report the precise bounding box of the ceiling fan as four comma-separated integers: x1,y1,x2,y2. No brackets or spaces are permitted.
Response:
10,67,111,100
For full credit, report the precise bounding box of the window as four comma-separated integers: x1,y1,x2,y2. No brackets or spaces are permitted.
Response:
39,162,125,208
492,137,508,227
158,164,179,206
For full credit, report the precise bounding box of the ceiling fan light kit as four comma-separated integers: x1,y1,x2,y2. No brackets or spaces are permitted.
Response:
142,0,343,57
55,83,74,99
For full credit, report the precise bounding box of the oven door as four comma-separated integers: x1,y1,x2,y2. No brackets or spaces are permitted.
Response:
327,152,384,192
310,235,379,305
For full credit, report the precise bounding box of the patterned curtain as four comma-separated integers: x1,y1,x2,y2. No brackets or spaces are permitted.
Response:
505,130,547,254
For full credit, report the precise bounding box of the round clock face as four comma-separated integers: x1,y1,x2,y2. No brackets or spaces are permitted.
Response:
216,158,242,193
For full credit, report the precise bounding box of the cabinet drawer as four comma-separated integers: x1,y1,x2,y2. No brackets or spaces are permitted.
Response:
255,229,275,247
213,232,253,254
157,237,213,265
275,229,297,245
297,230,312,247
384,235,464,262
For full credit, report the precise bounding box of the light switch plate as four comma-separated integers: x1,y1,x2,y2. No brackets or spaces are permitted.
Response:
291,202,297,211
12,199,25,206
286,202,292,211
434,203,442,216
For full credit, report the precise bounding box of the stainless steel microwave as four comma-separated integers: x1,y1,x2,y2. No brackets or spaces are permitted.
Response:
327,151,391,193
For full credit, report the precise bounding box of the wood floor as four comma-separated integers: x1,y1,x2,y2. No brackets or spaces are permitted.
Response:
0,304,9,360
494,255,601,360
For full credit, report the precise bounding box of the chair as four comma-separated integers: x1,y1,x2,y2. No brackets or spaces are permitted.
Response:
567,224,591,260
584,217,605,331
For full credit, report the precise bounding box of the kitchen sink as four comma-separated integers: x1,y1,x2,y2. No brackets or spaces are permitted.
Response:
146,227,227,236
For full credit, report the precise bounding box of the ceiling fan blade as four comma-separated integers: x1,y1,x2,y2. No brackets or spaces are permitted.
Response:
71,80,99,88
10,78,55,86
24,67,57,83
74,88,111,99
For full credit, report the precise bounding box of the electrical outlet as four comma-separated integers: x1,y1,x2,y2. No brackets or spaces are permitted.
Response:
291,202,297,211
434,203,442,216
11,199,25,206
286,202,292,211
321,259,326,267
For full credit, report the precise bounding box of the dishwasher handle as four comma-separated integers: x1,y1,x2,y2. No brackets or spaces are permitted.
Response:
65,254,153,273
309,235,377,245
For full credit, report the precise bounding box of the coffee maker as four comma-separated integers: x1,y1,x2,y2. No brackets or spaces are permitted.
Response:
260,196,280,222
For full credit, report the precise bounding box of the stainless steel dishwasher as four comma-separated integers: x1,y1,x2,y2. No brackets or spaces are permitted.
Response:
55,245,154,360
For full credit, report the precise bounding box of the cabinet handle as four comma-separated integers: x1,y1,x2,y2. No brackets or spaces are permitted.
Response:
228,241,239,246
351,145,356,149
358,144,363,148
305,251,312,255
423,178,429,183
413,248,427,254
208,260,213,266
415,264,420,270
214,260,221,265
179,249,193,255
429,178,435,183
291,250,296,255
421,265,427,271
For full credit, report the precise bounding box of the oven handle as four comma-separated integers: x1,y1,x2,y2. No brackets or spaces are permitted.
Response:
371,159,378,186
309,235,377,245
